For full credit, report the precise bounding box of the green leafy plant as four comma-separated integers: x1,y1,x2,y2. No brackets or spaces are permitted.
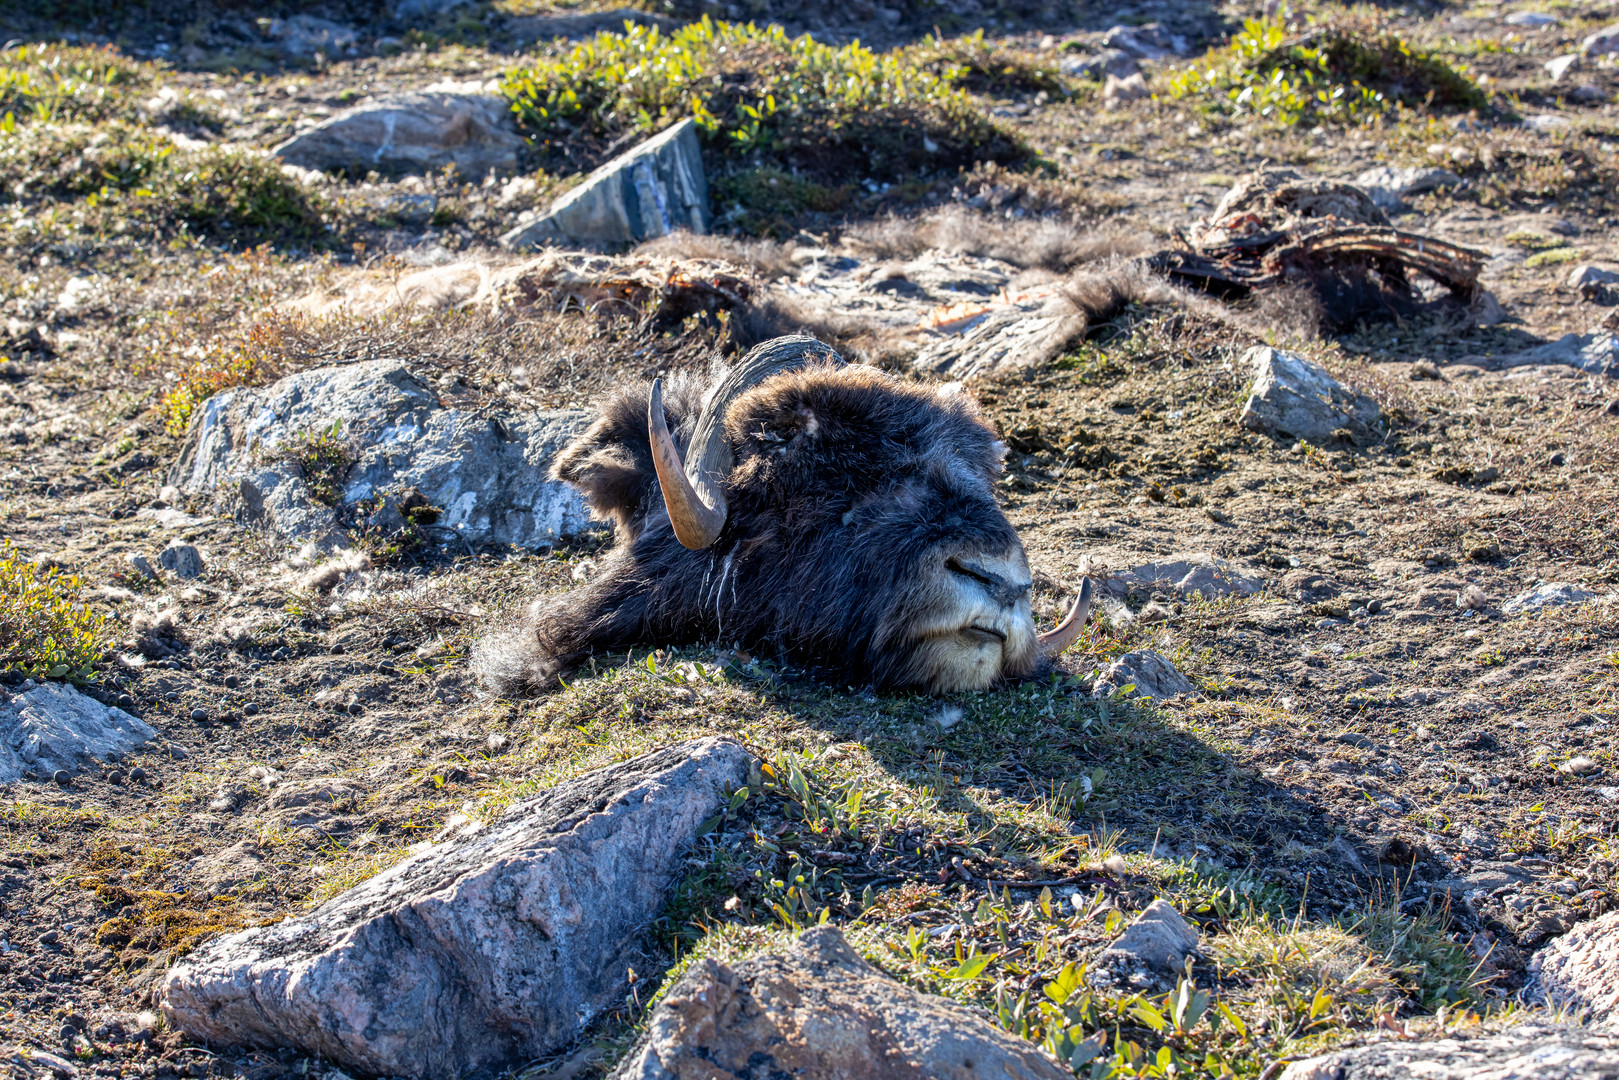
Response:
500,18,1023,186
1165,16,1485,126
265,420,357,507
0,542,105,681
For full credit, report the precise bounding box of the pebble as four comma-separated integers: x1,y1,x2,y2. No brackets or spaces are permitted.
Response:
244,702,261,716
190,707,209,722
40,930,59,944
107,770,125,785
58,1023,76,1042
128,767,147,781
1337,732,1375,749
52,769,71,786
347,702,365,716
1560,756,1600,776
117,694,135,709
1315,617,1345,630
168,743,190,760
1366,598,1383,614
223,674,240,689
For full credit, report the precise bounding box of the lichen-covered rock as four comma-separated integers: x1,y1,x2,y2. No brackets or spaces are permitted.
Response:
1239,346,1381,444
501,119,709,250
167,360,592,551
1093,650,1195,700
1097,899,1201,973
274,92,523,177
1,681,156,784
1279,1022,1619,1079
1502,582,1601,614
162,738,752,1079
1106,554,1264,599
613,925,1071,1080
1530,910,1619,1030
1502,332,1619,377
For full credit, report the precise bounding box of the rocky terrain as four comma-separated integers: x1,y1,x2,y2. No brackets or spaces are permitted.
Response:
1,0,1618,1077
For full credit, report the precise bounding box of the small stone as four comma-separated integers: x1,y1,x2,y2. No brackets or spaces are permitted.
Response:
347,702,364,716
1561,756,1600,776
1102,71,1149,106
244,702,261,717
1092,650,1196,700
1239,346,1380,444
117,694,135,709
1098,899,1201,972
124,552,160,580
108,770,125,785
1366,598,1383,614
223,675,240,689
169,743,190,760
1502,582,1599,614
1582,22,1619,57
159,543,204,580
40,929,59,944
129,767,148,781
276,92,522,177
190,708,209,722
52,769,72,786
1545,53,1580,80
1337,732,1375,749
59,1023,77,1042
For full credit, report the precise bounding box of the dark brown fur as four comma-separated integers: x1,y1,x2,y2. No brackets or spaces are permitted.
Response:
474,354,1046,695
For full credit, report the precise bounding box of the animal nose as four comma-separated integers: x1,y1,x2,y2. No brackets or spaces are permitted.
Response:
947,557,1031,607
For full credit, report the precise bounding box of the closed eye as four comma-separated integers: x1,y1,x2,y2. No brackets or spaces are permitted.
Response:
946,557,998,588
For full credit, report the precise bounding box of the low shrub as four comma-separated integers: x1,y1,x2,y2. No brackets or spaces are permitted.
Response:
905,30,1073,99
0,542,105,681
1166,17,1486,126
0,42,160,125
500,18,1025,186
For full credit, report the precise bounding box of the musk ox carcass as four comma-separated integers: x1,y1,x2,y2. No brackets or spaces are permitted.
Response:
474,335,1091,695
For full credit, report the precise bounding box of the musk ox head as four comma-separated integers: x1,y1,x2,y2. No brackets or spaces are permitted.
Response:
475,335,1090,695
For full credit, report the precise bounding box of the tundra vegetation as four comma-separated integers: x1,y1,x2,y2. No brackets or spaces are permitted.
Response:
0,0,1617,1078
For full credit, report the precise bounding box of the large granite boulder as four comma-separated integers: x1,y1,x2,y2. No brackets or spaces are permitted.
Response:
274,92,524,177
167,360,593,551
162,738,753,1079
1239,346,1381,444
1,680,156,784
502,119,709,250
613,925,1071,1080
1279,1022,1619,1079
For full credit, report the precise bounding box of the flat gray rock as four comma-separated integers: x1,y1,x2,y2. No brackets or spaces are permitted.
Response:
167,360,593,551
1106,553,1263,599
274,92,523,178
263,15,357,58
613,925,1071,1080
163,738,752,1079
1531,911,1619,1030
1583,23,1619,56
1,681,156,784
1352,165,1462,211
502,119,708,250
1503,582,1601,614
1239,346,1381,444
1093,650,1195,700
1279,1022,1619,1079
1502,333,1619,377
1097,899,1201,973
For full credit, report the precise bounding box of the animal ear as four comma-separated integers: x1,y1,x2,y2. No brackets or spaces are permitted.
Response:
551,376,704,541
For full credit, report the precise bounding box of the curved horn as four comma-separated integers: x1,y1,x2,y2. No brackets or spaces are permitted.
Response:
650,376,726,550
1038,577,1093,657
649,335,844,551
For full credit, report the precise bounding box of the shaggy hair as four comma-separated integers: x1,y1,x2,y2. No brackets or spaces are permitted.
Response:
475,355,1050,695
846,206,1155,272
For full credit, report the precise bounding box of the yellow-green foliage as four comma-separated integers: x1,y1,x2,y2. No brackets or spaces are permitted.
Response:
500,18,1021,183
0,542,104,681
0,44,325,243
0,42,158,125
1165,17,1485,126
